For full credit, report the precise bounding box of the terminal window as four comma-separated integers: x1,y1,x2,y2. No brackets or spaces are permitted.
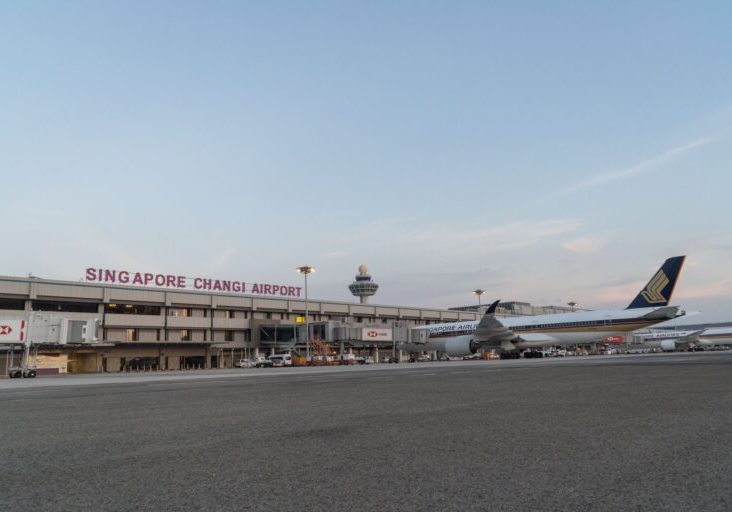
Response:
105,304,161,315
32,300,98,313
0,298,25,310
259,325,296,344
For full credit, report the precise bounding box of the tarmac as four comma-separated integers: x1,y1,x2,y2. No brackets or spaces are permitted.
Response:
1,351,731,511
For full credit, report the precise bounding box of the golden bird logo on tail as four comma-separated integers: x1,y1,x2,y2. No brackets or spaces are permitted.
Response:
641,270,669,303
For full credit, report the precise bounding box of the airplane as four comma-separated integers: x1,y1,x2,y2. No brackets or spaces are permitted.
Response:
401,256,687,359
637,327,732,352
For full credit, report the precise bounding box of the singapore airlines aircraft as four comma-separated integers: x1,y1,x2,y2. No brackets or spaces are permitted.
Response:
402,256,686,358
638,327,732,351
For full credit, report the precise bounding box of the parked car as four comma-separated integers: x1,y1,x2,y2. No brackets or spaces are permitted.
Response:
252,356,273,368
235,359,253,368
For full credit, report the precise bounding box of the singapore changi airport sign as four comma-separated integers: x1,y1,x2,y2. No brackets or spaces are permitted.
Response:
85,268,303,298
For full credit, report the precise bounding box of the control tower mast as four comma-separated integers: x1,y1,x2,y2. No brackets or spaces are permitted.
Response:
348,265,379,304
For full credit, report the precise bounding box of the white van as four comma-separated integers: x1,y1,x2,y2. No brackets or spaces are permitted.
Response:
268,354,292,367
338,353,356,364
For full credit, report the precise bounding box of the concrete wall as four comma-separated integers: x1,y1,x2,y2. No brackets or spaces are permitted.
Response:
139,329,159,342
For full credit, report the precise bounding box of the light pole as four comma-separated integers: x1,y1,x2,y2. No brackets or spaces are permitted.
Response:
567,301,577,311
296,266,315,360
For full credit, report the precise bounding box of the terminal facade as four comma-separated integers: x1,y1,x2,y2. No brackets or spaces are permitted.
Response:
0,275,485,374
0,273,596,374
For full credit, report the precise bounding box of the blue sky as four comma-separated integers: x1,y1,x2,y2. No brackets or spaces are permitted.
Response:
2,1,731,322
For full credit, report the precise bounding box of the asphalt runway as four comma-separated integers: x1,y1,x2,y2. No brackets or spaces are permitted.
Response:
1,352,731,511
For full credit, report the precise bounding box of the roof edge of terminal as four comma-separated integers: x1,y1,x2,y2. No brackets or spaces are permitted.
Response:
0,274,474,315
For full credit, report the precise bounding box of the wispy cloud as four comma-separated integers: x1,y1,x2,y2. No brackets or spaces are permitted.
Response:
561,237,607,254
407,218,584,245
675,281,732,300
595,282,646,303
557,137,712,197
589,276,732,307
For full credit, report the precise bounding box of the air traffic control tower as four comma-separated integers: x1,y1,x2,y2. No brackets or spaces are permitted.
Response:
348,265,379,304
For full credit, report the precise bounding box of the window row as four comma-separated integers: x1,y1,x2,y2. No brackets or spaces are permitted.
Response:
4,299,442,325
105,329,252,343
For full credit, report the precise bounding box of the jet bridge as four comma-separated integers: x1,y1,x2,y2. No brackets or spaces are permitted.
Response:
2,313,99,378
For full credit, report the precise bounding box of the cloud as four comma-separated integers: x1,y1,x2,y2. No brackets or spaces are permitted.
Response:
407,218,583,245
561,237,607,254
586,276,732,310
595,282,645,304
557,137,712,197
675,281,732,300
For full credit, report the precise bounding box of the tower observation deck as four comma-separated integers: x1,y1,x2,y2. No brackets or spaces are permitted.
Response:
348,265,379,304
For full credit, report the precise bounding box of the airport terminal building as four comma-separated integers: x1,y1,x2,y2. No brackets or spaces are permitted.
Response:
0,273,484,374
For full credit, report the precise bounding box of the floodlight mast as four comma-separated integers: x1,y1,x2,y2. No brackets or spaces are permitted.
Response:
472,289,486,307
296,266,315,360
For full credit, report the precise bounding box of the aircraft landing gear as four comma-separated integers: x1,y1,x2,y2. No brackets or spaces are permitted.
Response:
523,351,544,359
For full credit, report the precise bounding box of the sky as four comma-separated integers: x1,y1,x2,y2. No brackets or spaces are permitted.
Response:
1,1,731,323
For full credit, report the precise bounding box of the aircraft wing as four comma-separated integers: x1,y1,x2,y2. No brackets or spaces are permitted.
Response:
474,300,520,350
474,300,562,351
517,333,562,344
641,306,684,320
474,301,516,343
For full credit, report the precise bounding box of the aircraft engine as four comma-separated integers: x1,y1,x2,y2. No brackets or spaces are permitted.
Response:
660,339,677,352
444,337,480,357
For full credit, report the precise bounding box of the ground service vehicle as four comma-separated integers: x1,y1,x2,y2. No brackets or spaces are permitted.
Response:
268,354,292,367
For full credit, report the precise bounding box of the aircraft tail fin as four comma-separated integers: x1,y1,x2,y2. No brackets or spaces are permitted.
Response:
626,256,685,309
